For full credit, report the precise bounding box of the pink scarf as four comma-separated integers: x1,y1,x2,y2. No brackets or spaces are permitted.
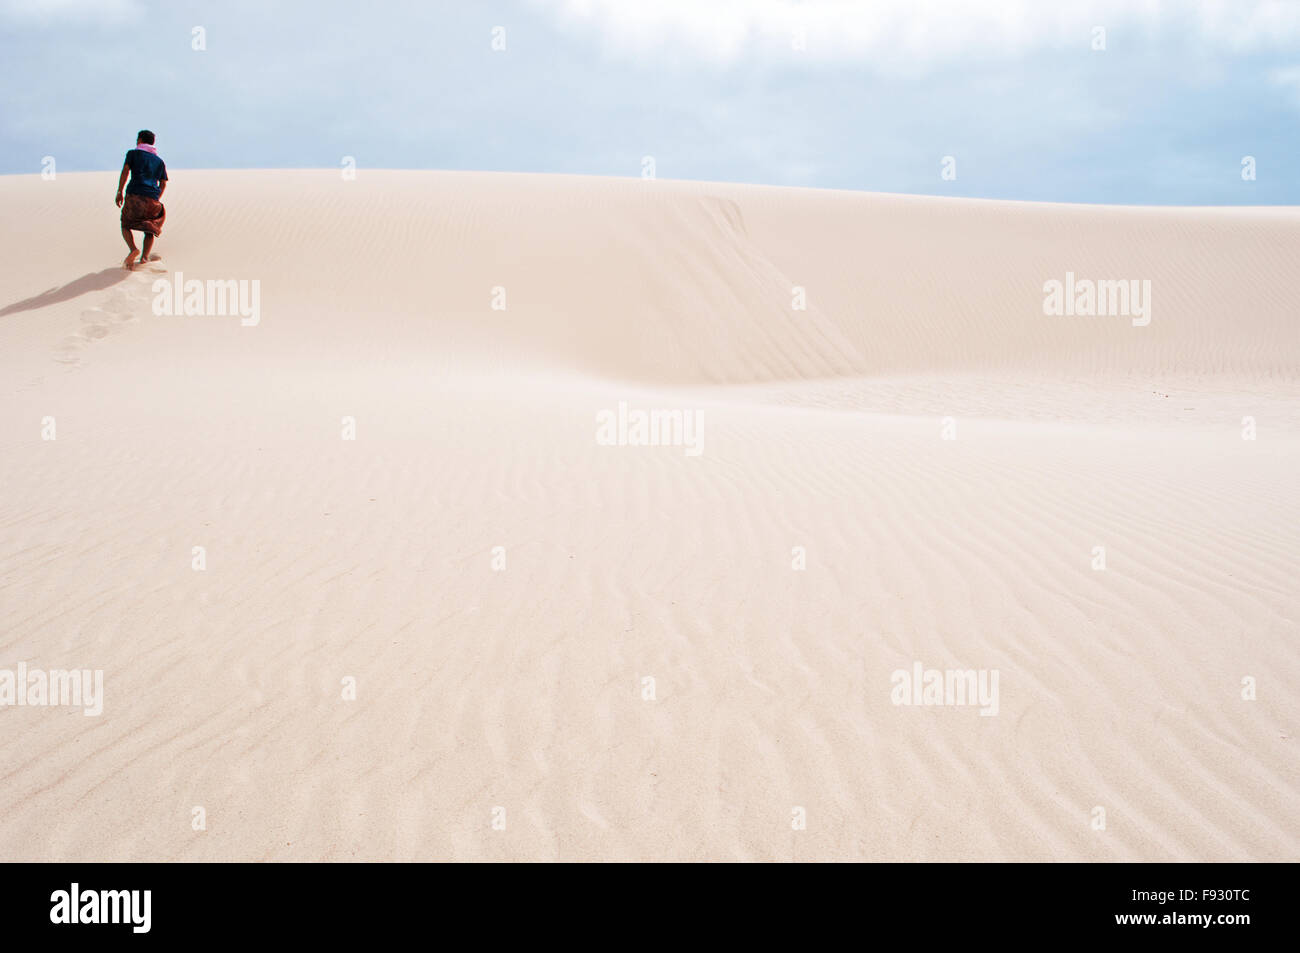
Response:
135,143,158,154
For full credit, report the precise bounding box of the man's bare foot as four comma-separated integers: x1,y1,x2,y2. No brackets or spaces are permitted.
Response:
123,250,139,269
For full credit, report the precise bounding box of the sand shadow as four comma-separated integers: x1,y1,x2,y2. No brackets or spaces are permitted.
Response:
0,267,131,317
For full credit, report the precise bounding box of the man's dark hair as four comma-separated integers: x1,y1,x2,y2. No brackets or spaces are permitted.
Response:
137,130,155,145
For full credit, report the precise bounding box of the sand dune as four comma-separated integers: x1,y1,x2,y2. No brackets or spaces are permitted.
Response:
0,170,1296,861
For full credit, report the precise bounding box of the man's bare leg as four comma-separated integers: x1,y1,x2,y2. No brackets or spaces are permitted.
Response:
122,227,138,268
141,232,155,262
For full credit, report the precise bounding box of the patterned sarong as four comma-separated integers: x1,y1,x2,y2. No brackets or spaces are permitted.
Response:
121,193,165,237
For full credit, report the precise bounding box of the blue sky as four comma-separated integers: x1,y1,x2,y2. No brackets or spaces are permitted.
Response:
2,0,1297,204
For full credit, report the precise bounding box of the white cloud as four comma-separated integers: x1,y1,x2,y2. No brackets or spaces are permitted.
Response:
1273,64,1300,105
0,0,143,25
534,0,1300,69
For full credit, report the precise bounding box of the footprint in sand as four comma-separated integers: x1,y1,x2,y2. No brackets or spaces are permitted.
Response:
52,261,167,364
52,335,87,364
133,254,167,276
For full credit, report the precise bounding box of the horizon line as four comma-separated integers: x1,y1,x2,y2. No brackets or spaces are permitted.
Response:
4,167,1292,212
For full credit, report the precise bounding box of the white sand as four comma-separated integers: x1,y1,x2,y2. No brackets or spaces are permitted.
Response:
0,170,1296,861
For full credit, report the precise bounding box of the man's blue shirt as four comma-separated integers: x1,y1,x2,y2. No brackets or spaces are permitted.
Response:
124,149,168,199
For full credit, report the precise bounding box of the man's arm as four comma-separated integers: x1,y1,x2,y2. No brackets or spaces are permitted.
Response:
157,179,167,199
115,161,129,208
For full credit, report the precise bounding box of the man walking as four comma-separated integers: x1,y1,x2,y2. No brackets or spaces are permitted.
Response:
115,130,168,269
